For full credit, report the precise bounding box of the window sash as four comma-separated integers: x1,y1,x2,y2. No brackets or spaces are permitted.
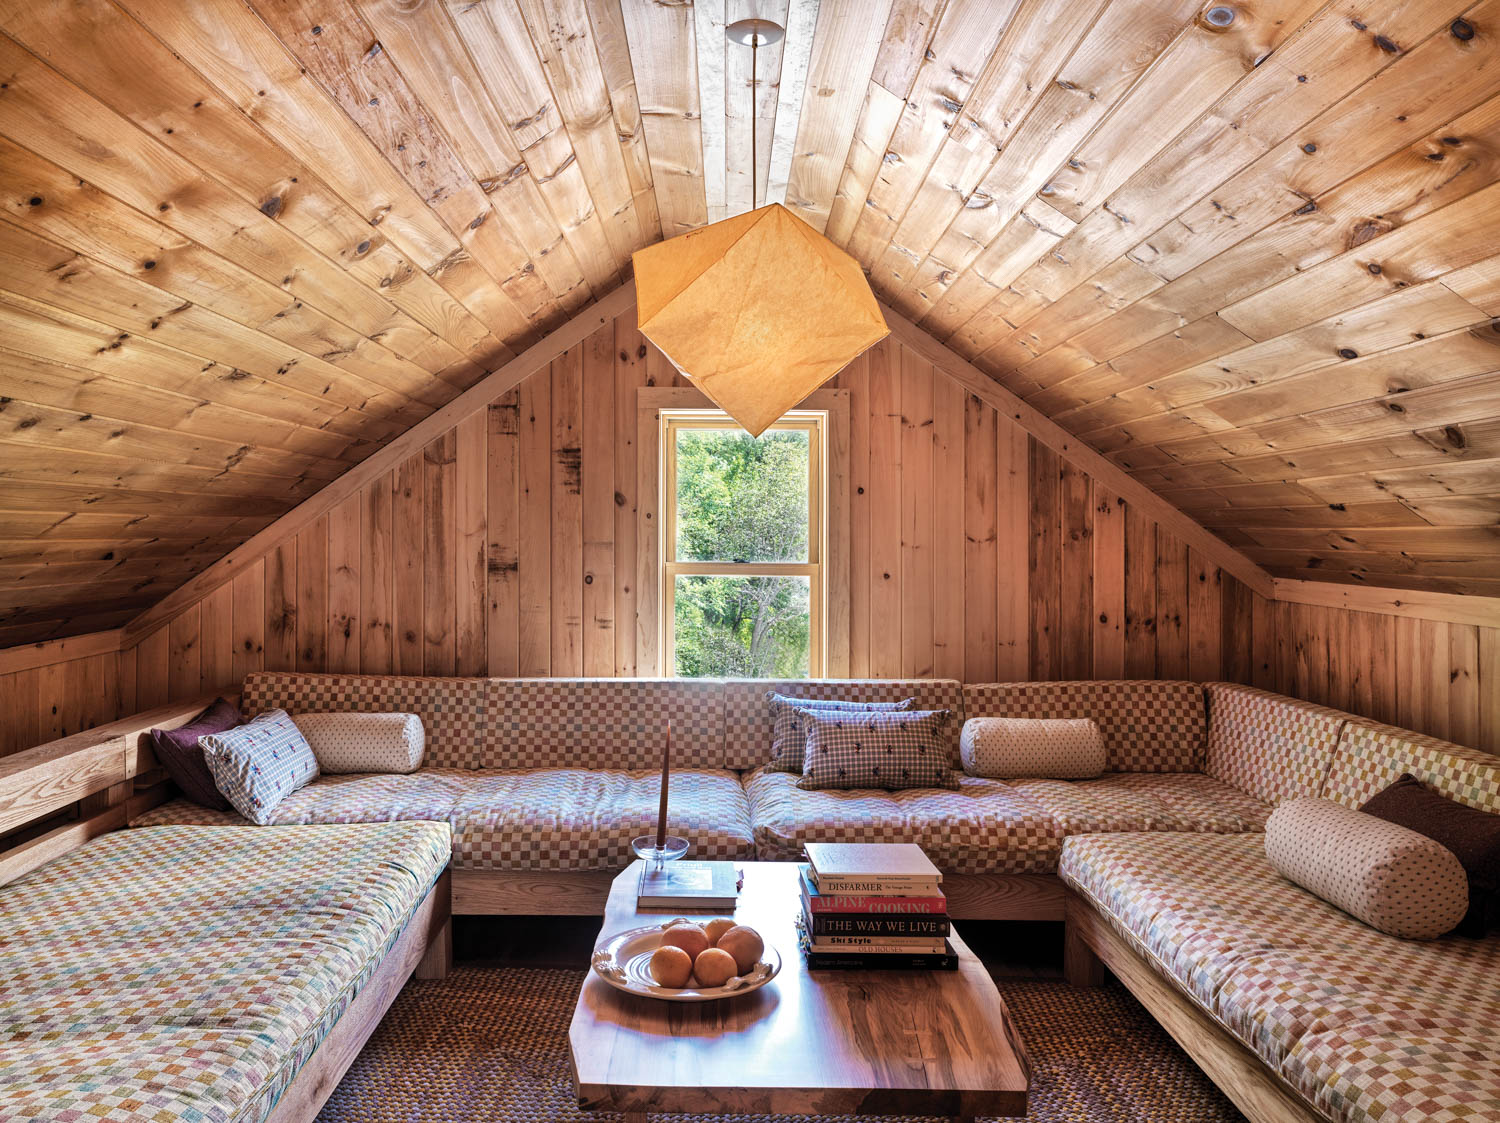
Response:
661,411,825,677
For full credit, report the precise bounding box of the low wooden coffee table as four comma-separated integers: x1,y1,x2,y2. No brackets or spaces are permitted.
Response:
569,861,1030,1121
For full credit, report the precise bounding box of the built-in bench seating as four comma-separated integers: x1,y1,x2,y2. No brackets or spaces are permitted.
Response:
0,820,452,1123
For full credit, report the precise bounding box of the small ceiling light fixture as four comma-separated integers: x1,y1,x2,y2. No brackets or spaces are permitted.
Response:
631,16,887,438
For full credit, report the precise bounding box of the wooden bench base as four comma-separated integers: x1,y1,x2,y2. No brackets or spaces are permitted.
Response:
1064,890,1323,1123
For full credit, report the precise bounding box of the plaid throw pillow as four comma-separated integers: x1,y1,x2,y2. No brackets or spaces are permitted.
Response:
765,693,915,773
797,709,957,791
201,709,320,824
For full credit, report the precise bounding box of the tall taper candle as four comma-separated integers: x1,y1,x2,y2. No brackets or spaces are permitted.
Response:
655,721,672,849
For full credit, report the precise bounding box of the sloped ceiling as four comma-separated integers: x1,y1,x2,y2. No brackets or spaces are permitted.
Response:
1,0,1498,646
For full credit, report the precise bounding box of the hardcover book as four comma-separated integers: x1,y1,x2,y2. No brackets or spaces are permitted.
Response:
636,861,739,909
800,867,946,914
805,911,951,938
804,842,942,895
807,936,949,954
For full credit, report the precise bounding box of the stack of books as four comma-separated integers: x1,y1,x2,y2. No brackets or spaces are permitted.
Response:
796,842,956,970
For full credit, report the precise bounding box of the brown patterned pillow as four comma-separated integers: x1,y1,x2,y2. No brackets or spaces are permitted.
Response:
765,693,914,774
797,709,957,792
1265,797,1469,939
1363,773,1500,936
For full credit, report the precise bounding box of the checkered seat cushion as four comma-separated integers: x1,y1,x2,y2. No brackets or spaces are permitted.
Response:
1010,772,1270,835
1204,682,1348,806
448,768,755,871
1322,717,1500,814
0,821,450,1123
964,681,1205,771
1061,832,1500,1123
133,769,476,828
743,765,1062,874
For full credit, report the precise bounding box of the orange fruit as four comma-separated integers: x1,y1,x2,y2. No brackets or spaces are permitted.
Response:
693,947,737,987
716,925,764,975
649,944,693,988
659,922,711,960
704,918,737,946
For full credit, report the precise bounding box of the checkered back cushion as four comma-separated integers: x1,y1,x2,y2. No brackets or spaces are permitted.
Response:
1323,717,1500,815
1203,683,1347,805
242,672,486,768
721,679,965,769
482,679,725,769
963,681,1205,772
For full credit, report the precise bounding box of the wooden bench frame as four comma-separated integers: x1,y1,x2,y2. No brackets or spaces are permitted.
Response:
1064,889,1323,1123
0,696,453,1123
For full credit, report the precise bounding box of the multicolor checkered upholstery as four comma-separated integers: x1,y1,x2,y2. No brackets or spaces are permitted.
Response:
482,679,724,769
1011,772,1270,835
964,681,1204,771
242,671,486,768
722,678,964,769
1323,717,1500,815
743,765,1061,874
448,768,754,870
0,821,449,1123
134,770,477,828
1203,683,1347,806
1062,832,1500,1123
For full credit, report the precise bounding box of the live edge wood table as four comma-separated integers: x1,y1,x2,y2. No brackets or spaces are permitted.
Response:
569,861,1031,1121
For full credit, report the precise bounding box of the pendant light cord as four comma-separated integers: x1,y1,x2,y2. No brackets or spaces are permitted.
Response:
750,32,759,209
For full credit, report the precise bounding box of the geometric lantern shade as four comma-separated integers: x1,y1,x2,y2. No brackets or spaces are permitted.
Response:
633,203,889,437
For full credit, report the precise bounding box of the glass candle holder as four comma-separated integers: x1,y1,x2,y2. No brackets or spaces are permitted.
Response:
632,835,689,871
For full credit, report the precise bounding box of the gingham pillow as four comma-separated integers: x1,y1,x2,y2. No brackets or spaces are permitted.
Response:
767,693,915,774
290,711,425,774
798,709,957,792
201,709,320,825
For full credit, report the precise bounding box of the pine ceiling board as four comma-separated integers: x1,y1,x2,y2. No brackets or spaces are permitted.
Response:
763,0,818,208
842,0,1020,268
1193,501,1431,529
823,83,905,247
967,0,1479,390
1219,180,1500,339
0,0,503,376
619,0,708,237
114,0,531,345
0,458,329,506
694,0,728,221
1443,254,1500,312
915,0,1206,338
582,0,660,238
1246,547,1500,578
1206,424,1500,484
881,0,1107,320
723,0,789,215
0,350,362,472
415,0,620,296
516,0,655,255
0,294,390,451
1243,525,1500,556
0,222,442,424
1297,460,1500,506
246,0,590,327
781,0,891,232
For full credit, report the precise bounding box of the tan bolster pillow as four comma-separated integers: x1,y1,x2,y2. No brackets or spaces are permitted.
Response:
289,711,425,774
1264,797,1468,939
960,717,1106,779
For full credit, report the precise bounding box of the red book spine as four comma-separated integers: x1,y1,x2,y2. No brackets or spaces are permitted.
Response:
804,893,949,915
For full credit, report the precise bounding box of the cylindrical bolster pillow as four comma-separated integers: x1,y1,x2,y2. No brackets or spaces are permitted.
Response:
1265,797,1469,939
289,711,425,774
960,717,1106,779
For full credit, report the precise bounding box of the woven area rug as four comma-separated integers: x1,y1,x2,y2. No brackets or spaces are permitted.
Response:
316,966,1245,1122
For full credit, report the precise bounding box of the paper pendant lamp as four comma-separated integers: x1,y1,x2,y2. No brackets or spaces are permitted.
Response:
633,203,889,437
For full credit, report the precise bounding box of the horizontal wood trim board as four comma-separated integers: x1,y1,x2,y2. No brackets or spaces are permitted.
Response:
119,283,638,647
1273,578,1500,629
0,629,122,675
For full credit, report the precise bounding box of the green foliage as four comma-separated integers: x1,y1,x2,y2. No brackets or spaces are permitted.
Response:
672,428,811,678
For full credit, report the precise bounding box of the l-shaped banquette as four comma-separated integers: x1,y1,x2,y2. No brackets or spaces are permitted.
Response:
2,671,1497,1123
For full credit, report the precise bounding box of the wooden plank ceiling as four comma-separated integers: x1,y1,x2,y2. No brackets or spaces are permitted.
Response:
2,0,1498,645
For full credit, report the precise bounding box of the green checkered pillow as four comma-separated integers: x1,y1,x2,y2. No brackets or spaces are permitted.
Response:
797,709,957,791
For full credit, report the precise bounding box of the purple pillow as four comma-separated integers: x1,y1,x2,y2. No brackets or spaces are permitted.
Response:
149,697,242,810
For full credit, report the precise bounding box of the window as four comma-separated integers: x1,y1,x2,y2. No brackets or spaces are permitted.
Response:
661,410,825,678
